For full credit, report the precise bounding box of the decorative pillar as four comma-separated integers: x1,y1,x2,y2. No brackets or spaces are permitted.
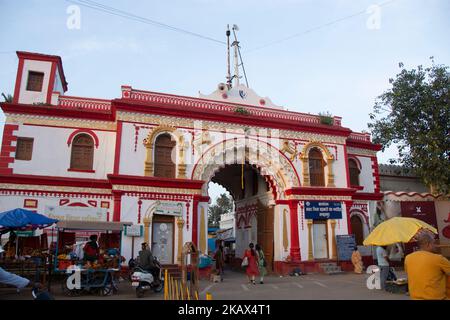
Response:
326,156,336,187
330,219,337,260
300,156,310,186
178,136,187,178
177,217,185,263
282,209,289,252
137,199,142,224
192,196,200,247
199,207,206,254
185,201,190,231
112,191,123,222
288,200,301,262
143,215,153,245
344,200,354,234
307,220,314,260
143,142,154,176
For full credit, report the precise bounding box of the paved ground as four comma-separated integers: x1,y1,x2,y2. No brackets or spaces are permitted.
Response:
0,269,410,300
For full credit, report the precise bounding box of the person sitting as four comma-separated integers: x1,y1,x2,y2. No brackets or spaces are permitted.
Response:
83,235,99,263
138,242,160,284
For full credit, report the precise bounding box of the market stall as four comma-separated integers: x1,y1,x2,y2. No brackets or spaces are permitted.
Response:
53,220,131,296
0,208,58,287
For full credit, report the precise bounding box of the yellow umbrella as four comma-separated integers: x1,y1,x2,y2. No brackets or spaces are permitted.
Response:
363,217,437,246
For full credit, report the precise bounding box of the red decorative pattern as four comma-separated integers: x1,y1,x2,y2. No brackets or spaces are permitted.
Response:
137,199,142,224
133,124,154,152
0,189,111,199
235,203,258,229
59,199,70,206
185,202,190,231
0,124,19,175
67,129,100,148
100,201,110,209
87,200,97,207
58,95,111,111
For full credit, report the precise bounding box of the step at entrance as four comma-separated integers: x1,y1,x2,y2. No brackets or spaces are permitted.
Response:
318,262,344,275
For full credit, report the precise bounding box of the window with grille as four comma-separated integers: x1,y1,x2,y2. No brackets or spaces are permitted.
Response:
70,134,94,170
15,137,34,161
154,133,176,178
309,148,325,187
26,71,44,92
349,159,361,186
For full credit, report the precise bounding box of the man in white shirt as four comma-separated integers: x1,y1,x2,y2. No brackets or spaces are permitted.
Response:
376,246,390,290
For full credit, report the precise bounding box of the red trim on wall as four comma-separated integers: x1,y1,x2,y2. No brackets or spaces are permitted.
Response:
285,187,357,197
344,200,353,234
0,173,110,189
113,121,122,174
288,200,301,262
192,196,200,247
67,129,100,148
343,145,351,188
46,62,56,104
114,100,352,137
346,140,382,151
67,168,96,173
107,174,204,190
59,199,70,206
68,202,89,207
13,57,24,104
1,103,114,122
22,123,116,132
87,200,97,207
0,124,19,174
351,192,384,200
113,191,122,222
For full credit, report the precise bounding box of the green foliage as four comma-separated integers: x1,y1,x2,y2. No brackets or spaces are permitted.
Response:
234,107,250,115
208,193,233,227
1,93,13,103
368,58,450,194
319,111,333,125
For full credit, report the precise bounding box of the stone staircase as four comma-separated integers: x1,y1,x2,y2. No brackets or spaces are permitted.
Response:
318,262,344,275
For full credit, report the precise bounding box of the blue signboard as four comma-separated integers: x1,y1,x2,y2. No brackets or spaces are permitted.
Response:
304,201,342,220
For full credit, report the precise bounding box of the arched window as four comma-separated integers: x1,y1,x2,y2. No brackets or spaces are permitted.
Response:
309,148,325,186
70,134,94,170
348,159,360,186
154,133,176,178
350,215,364,245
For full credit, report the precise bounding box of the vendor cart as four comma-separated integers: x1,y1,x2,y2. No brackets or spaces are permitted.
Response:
52,220,131,297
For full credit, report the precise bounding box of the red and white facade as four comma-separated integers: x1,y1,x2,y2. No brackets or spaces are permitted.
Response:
0,52,383,271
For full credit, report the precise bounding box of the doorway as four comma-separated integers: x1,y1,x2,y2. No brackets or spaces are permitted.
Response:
151,215,175,264
350,215,364,246
313,221,329,259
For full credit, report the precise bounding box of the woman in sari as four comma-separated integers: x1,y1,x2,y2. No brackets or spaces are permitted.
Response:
351,247,364,274
255,244,267,284
243,243,259,285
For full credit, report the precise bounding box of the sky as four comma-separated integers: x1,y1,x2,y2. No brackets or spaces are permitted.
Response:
0,0,449,204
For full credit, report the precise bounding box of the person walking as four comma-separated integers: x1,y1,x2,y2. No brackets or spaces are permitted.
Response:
255,244,267,284
376,245,390,290
351,247,364,274
405,232,450,300
213,243,224,281
242,243,259,285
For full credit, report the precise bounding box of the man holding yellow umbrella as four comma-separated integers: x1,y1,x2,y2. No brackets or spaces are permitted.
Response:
363,217,450,299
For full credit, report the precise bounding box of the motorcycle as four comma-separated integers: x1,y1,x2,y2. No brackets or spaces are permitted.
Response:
131,257,164,298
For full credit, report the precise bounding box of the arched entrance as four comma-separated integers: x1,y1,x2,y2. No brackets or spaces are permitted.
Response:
192,137,300,272
350,215,364,246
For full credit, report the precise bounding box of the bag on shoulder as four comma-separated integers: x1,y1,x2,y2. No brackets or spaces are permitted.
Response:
241,256,248,267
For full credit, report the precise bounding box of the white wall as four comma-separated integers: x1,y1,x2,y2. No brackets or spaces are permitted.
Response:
18,60,52,104
356,156,375,193
11,124,115,179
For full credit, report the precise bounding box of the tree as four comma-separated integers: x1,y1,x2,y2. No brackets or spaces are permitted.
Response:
1,93,13,103
368,58,450,194
208,193,233,227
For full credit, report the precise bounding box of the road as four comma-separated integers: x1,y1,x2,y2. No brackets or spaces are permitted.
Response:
0,269,409,300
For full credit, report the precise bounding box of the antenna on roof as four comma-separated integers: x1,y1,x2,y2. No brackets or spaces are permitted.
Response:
226,25,232,89
230,24,249,88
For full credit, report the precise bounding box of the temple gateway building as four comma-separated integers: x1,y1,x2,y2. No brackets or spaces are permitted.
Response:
0,51,383,273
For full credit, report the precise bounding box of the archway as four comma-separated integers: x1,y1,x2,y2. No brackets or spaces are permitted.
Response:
350,215,364,246
192,137,299,272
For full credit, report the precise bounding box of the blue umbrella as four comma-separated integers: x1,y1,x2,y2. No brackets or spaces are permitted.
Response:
0,208,58,232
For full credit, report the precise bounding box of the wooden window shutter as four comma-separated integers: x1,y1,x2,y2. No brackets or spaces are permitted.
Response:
26,71,44,92
15,137,34,161
309,148,325,187
70,134,94,170
349,159,360,186
154,133,176,178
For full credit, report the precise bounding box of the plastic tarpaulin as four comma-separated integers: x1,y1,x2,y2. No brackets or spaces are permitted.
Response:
0,208,58,231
